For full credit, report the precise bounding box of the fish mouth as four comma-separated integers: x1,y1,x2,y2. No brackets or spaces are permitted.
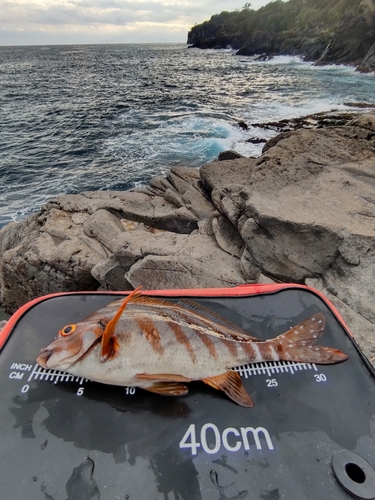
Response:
36,346,76,371
37,348,53,368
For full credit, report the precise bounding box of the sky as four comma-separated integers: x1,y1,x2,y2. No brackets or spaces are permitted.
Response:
0,0,273,46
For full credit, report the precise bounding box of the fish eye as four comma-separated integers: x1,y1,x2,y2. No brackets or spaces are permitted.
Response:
60,324,77,336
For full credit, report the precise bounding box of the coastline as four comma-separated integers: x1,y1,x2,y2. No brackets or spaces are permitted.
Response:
1,110,375,365
187,0,375,74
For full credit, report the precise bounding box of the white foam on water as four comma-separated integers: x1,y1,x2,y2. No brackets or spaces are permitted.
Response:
245,99,350,124
259,55,305,65
104,114,247,168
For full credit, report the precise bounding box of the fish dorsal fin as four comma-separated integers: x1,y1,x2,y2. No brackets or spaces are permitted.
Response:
202,371,254,407
175,298,260,341
100,286,142,361
129,294,179,308
129,295,259,342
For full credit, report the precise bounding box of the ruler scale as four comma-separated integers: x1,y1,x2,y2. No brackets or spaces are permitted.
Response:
23,361,319,386
234,360,318,378
27,363,87,385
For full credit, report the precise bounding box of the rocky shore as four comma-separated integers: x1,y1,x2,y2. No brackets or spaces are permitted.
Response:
188,0,375,73
1,112,375,364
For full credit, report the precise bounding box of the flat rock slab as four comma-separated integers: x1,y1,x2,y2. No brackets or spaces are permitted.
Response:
125,233,245,289
107,230,245,290
45,190,199,234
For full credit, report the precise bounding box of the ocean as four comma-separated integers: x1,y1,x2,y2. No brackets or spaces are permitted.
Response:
1,43,374,229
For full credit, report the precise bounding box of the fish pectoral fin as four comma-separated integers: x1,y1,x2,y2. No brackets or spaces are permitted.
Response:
202,371,254,407
101,286,142,360
137,373,192,382
143,382,189,396
99,336,120,363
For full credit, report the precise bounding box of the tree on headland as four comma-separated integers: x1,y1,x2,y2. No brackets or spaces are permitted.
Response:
187,0,366,58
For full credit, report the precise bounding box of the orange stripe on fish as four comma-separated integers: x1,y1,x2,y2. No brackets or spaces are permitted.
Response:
253,341,279,362
219,338,238,358
196,330,217,359
134,317,164,354
167,322,197,363
239,341,258,362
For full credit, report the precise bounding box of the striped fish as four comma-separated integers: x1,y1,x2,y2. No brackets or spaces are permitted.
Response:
37,287,348,406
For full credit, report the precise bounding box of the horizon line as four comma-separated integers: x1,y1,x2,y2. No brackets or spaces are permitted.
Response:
0,41,191,48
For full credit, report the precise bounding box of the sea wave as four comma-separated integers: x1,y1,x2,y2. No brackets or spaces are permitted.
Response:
1,45,374,228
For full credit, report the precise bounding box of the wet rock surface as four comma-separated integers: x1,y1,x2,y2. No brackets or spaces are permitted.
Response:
1,112,375,364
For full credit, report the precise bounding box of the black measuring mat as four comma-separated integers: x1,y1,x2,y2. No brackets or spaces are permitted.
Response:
1,285,375,500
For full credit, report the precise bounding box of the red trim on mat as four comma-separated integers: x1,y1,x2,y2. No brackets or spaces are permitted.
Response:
0,283,353,350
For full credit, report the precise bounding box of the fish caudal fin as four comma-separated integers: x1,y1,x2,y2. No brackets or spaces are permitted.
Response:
202,371,254,407
275,313,348,364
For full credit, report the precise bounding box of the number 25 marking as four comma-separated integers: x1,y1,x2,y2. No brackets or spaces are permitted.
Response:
266,379,278,387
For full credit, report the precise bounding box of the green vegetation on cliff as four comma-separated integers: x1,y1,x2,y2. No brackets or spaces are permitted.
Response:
187,0,364,59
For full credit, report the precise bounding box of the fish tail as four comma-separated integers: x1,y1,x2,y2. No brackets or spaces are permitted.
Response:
272,313,348,364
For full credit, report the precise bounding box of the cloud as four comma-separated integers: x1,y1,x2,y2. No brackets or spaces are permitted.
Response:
0,0,271,45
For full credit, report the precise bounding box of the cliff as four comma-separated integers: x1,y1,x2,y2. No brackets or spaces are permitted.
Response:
187,0,375,72
1,112,375,364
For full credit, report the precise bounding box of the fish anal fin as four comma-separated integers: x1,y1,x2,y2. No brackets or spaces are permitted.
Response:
202,371,254,407
144,382,189,396
137,373,192,382
276,313,348,364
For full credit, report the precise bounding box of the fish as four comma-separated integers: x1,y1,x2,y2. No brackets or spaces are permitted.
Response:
37,287,348,407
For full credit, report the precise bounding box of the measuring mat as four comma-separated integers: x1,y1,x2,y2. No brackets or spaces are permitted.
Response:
1,284,375,499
